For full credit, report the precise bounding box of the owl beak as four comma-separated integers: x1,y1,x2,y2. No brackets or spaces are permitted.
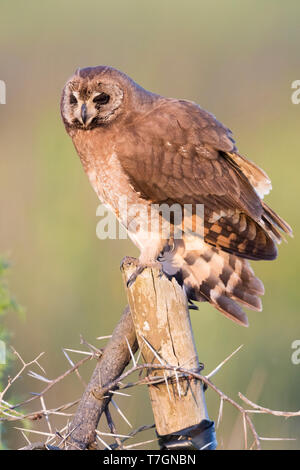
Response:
81,103,88,125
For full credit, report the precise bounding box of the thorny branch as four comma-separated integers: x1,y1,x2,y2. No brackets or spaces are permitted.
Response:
1,321,300,450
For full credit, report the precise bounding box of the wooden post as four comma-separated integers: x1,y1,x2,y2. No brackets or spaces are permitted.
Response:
121,257,213,443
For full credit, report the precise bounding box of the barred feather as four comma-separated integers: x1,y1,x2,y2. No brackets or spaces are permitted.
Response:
162,238,265,326
204,212,278,260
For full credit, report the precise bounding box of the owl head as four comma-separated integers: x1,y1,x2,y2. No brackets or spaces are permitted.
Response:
61,66,141,131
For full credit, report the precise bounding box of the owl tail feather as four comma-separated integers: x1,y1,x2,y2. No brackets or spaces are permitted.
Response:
162,241,264,327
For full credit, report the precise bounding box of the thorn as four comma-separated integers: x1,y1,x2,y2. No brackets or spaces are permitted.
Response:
141,336,165,366
96,434,112,450
217,398,224,429
108,390,131,397
206,345,243,379
20,430,31,445
123,439,158,449
14,427,55,438
163,372,172,400
259,437,297,441
63,348,93,356
62,349,75,367
27,371,51,383
200,441,213,450
125,337,136,367
111,399,132,428
174,370,182,398
242,413,248,450
97,431,132,439
40,396,53,435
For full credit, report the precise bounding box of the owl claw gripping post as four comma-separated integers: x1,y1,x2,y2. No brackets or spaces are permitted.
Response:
61,66,292,327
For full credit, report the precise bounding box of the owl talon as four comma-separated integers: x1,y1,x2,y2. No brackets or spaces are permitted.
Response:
120,256,139,271
126,261,163,287
127,265,147,287
158,268,164,279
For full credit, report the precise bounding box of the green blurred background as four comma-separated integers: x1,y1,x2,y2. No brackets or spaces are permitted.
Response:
0,0,299,450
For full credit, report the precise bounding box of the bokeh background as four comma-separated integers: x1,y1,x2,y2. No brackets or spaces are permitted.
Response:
0,0,299,450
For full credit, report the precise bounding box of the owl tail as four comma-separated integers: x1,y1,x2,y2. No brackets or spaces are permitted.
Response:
161,239,265,327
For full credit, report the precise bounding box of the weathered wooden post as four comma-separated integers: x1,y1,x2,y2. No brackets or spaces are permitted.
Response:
121,257,217,450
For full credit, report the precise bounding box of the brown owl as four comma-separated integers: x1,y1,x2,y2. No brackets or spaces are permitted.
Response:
61,66,292,326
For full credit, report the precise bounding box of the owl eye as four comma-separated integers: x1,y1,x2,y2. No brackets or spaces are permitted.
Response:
69,94,78,105
93,93,110,105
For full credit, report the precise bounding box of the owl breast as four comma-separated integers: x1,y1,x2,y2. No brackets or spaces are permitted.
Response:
87,152,160,252
72,130,150,246
86,152,141,213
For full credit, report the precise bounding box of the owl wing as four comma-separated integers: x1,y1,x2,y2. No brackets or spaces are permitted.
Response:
117,98,291,260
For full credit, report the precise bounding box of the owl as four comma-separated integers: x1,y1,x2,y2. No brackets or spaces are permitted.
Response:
61,66,292,326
